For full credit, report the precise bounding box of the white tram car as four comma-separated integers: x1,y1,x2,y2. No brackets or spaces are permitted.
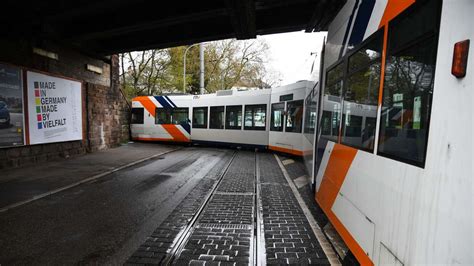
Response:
130,81,313,157
310,0,472,265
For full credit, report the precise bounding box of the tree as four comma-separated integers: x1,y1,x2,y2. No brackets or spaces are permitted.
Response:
119,50,169,99
120,38,279,98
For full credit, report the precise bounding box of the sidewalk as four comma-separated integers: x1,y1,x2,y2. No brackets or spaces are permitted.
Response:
0,142,178,211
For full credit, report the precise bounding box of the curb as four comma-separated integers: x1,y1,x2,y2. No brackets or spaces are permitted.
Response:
0,148,181,213
274,154,341,266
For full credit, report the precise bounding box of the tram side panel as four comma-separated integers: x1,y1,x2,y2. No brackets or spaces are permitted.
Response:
314,0,472,265
268,82,309,156
131,95,193,142
190,90,271,148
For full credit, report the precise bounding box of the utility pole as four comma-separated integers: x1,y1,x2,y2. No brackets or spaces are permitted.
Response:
183,42,205,94
199,43,205,94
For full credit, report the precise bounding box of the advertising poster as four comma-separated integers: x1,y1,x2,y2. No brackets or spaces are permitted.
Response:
27,71,82,145
0,64,24,148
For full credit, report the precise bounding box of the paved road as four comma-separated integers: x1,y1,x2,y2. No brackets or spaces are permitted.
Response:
0,147,231,265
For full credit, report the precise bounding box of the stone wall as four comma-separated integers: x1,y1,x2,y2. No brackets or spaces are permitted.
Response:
0,40,129,169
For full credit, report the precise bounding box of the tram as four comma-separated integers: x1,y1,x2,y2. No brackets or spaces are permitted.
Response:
130,81,312,157
311,0,472,265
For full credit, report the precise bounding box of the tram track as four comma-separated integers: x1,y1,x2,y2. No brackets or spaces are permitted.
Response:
161,150,238,265
161,150,266,265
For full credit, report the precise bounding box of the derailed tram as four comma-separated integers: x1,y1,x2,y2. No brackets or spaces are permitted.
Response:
131,0,473,264
131,81,314,157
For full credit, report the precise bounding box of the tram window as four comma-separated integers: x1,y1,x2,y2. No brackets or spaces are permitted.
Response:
156,108,170,124
156,108,189,125
210,106,225,129
131,108,144,124
225,105,242,130
244,104,266,130
304,94,317,134
321,111,332,136
321,61,344,141
342,114,363,137
326,62,344,86
341,30,382,151
286,100,303,133
193,107,208,128
378,0,440,167
172,108,189,124
270,102,285,132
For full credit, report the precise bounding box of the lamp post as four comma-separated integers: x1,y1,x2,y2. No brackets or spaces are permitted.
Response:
183,43,205,93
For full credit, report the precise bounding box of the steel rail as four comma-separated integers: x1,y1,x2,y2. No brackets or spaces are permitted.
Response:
162,150,238,265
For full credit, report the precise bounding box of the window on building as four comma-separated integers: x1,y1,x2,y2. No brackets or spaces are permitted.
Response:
321,62,344,141
244,104,266,130
193,107,207,128
209,106,225,129
270,102,285,132
286,100,303,133
377,0,440,166
341,29,383,151
155,108,189,125
131,108,144,124
225,105,242,130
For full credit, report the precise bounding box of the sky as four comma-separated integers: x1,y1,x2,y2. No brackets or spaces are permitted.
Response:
257,30,327,86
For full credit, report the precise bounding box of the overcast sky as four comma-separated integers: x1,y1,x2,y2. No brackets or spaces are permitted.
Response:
257,30,327,86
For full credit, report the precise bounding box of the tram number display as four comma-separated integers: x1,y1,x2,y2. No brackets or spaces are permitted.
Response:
26,71,82,145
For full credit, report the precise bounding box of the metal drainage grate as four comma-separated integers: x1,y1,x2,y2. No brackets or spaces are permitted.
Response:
213,192,254,195
196,223,253,230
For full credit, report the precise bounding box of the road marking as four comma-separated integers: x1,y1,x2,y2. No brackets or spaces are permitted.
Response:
274,154,341,266
0,148,181,213
282,159,295,165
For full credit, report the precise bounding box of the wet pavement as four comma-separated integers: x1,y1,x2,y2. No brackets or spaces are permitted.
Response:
0,147,231,264
0,142,178,210
0,145,336,265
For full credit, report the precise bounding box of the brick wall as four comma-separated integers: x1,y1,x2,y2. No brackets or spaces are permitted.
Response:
0,39,129,169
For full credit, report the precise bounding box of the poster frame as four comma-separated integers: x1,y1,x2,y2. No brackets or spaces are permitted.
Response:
0,61,84,148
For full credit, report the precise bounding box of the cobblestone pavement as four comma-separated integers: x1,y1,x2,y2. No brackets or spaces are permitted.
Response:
278,155,328,229
126,151,331,265
259,153,329,265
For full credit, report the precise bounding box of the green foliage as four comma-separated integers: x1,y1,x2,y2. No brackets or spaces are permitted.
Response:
120,39,280,99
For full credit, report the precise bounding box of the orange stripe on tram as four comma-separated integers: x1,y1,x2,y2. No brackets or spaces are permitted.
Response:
316,144,374,266
161,124,190,142
135,96,157,117
379,0,415,28
268,145,304,156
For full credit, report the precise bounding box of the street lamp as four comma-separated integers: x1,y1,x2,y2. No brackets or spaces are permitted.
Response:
183,43,205,93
